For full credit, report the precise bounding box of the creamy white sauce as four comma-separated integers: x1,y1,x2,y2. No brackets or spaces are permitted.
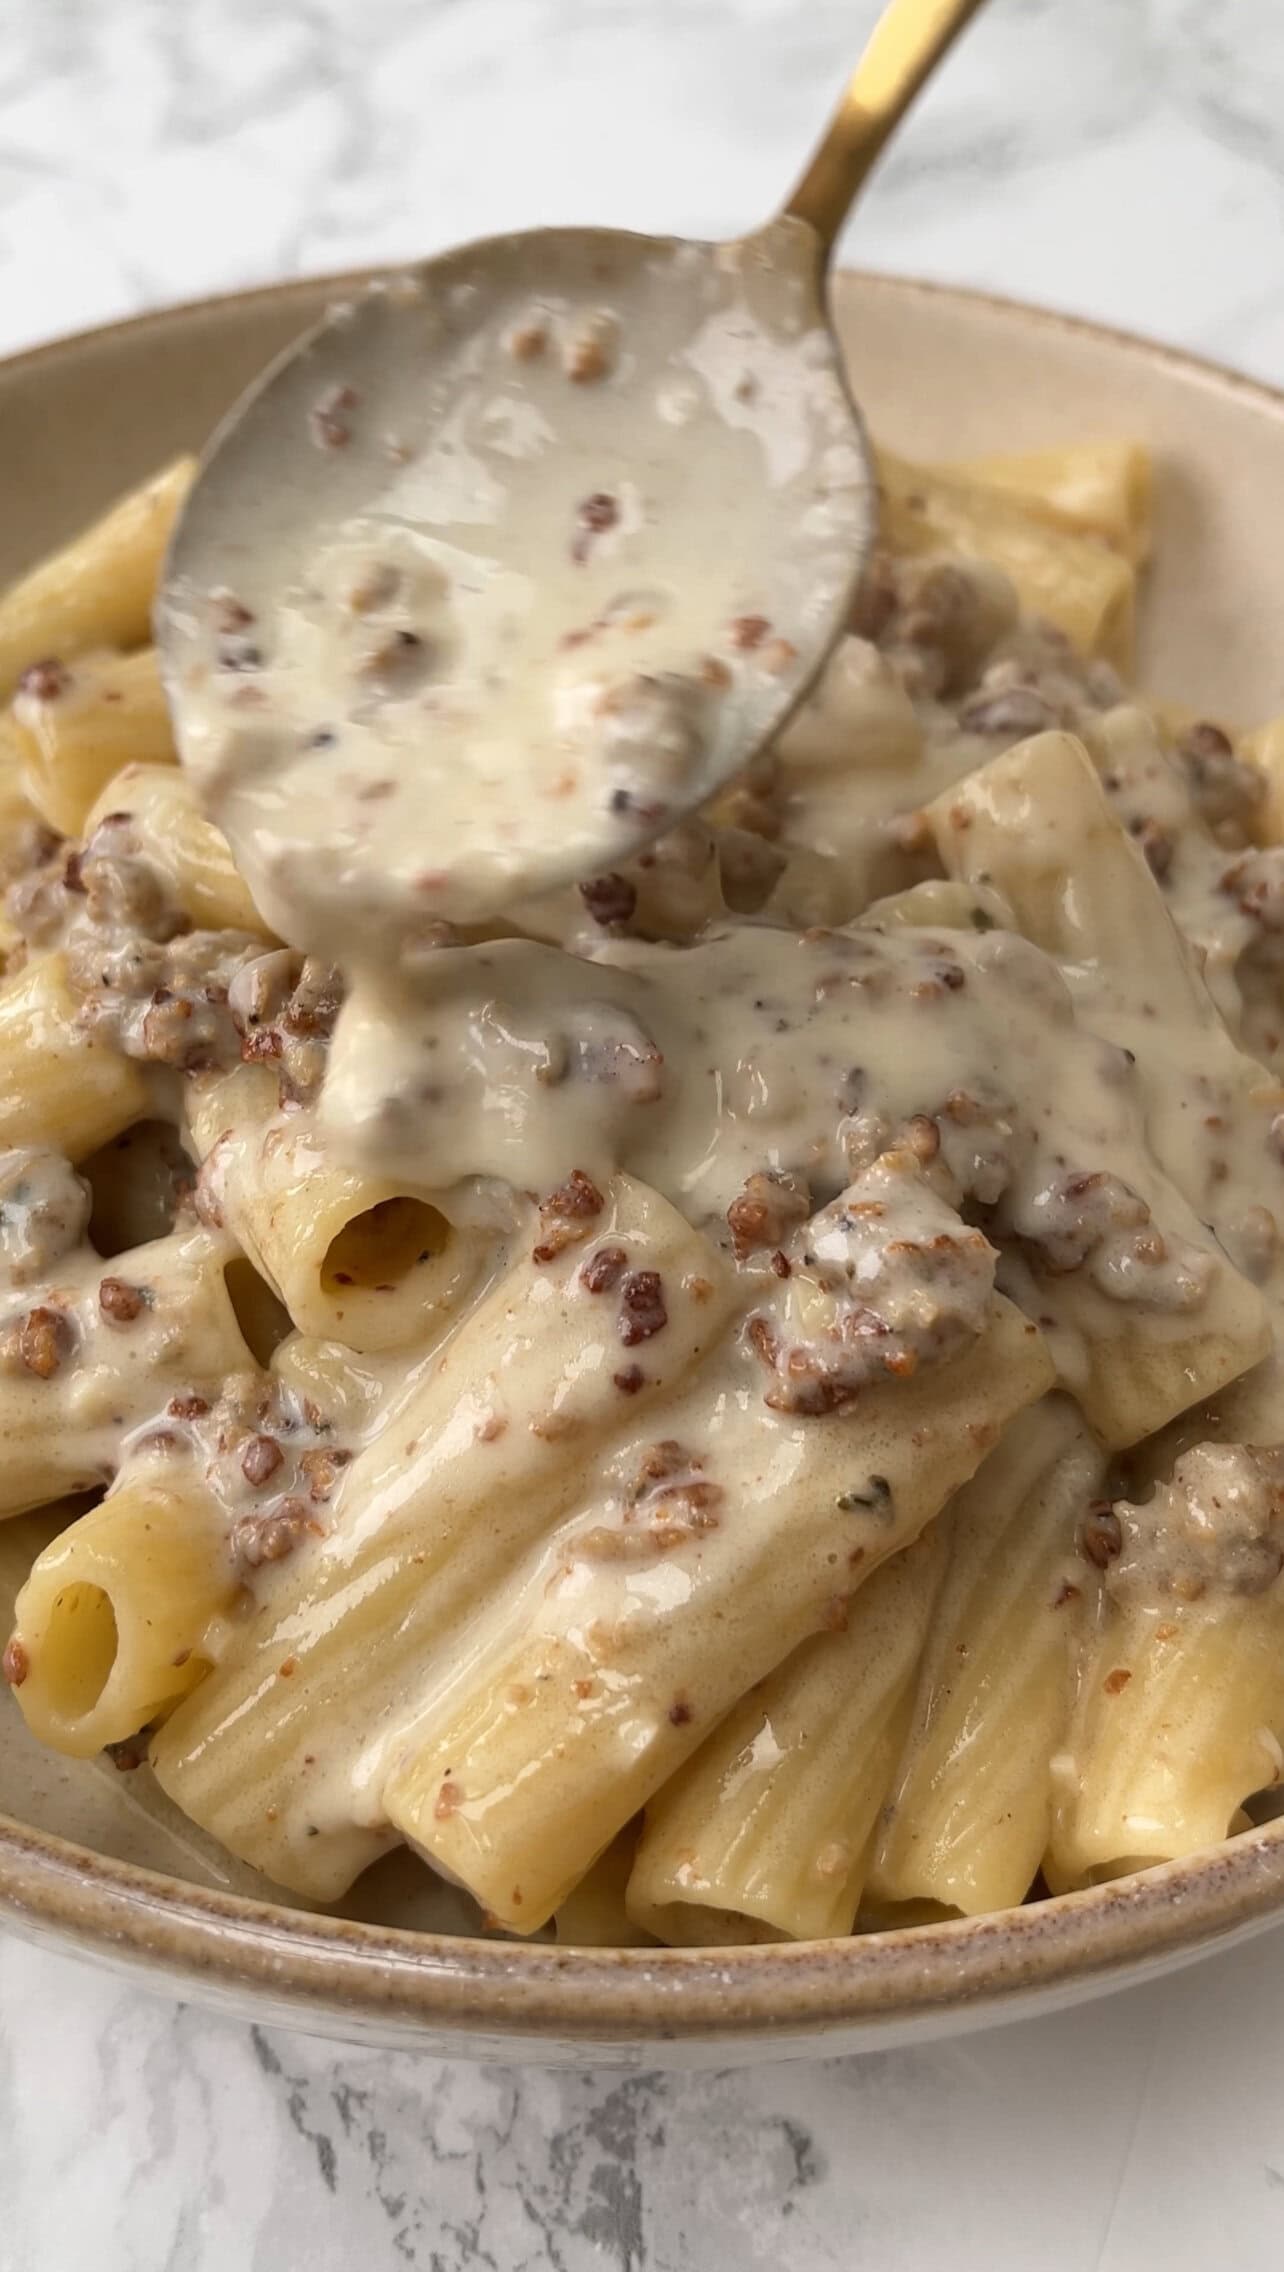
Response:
162,229,868,947
319,911,1239,1352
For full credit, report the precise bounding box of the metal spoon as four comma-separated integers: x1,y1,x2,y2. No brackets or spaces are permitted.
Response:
158,0,985,954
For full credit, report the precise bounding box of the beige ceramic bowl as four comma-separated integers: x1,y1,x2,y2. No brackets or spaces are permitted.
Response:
1,270,1283,2064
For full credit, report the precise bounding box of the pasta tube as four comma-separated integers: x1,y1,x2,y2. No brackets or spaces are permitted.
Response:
268,1330,388,1441
0,1222,252,1517
771,637,932,896
928,732,1273,1443
926,729,1200,1006
1002,1255,1269,1454
949,442,1153,563
186,1063,489,1355
150,1178,740,1895
13,648,176,837
0,717,43,874
777,636,924,777
556,1826,657,1948
1048,1442,1284,1884
856,878,1015,936
83,763,272,939
1244,717,1284,847
381,1299,1053,1931
761,845,862,931
8,1457,237,1756
878,450,1136,664
867,1396,1105,1916
0,723,39,973
926,716,1278,1120
0,951,148,1158
0,458,194,698
0,1496,311,1893
627,1524,947,1944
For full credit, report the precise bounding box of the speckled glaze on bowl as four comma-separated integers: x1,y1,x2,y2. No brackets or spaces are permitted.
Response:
1,269,1283,2063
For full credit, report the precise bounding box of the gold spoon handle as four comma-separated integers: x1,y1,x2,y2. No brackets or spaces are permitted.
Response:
782,0,988,258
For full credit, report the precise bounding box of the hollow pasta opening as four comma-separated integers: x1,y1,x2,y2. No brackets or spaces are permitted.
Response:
46,1582,118,1718
224,1257,292,1364
321,1198,450,1298
84,1117,194,1255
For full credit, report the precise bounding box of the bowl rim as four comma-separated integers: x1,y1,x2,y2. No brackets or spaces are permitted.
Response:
3,263,1284,2043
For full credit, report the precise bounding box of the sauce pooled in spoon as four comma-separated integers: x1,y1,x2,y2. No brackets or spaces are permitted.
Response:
162,226,869,958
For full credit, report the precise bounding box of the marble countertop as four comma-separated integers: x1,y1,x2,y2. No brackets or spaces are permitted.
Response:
3,1,1284,2266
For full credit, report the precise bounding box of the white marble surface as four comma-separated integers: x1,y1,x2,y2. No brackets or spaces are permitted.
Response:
4,1,1284,2266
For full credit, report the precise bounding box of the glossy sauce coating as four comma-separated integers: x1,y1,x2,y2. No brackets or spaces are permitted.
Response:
7,510,1284,1918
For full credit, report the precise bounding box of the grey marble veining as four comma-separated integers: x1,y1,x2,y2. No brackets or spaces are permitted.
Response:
4,1922,1284,2271
2,2,1284,2266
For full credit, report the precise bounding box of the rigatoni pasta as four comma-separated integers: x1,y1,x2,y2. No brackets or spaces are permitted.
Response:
12,1456,237,1756
0,458,193,699
0,1222,253,1516
82,763,271,939
3,424,1284,1953
1047,1443,1284,1886
379,1299,1052,1929
867,1396,1105,1917
1244,717,1284,846
184,1061,491,1356
876,448,1137,664
555,1827,656,1948
0,952,148,1156
149,1177,742,1896
948,440,1152,563
13,648,177,837
627,1523,948,1943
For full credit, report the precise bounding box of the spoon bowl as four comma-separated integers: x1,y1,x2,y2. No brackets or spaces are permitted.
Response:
158,219,870,949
